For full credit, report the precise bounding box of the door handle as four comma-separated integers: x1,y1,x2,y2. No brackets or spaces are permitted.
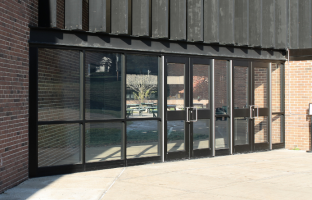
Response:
249,105,259,119
254,105,259,119
186,107,190,122
189,107,198,122
249,105,253,119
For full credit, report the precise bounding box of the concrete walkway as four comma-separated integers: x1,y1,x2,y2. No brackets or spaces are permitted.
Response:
1,150,312,200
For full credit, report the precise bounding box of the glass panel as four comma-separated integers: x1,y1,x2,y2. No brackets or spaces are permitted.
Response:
234,117,249,145
127,120,159,158
254,116,268,143
215,117,230,149
126,55,159,118
254,67,268,108
193,64,210,109
272,115,283,144
234,66,249,109
167,121,185,152
85,52,122,120
167,63,185,111
272,64,281,112
193,119,210,150
38,124,81,167
215,60,229,115
38,49,80,121
86,122,122,163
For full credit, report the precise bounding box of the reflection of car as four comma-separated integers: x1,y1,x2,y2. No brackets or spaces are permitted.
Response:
216,107,227,121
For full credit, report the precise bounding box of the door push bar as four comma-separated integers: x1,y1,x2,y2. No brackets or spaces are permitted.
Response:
249,105,259,119
186,107,198,122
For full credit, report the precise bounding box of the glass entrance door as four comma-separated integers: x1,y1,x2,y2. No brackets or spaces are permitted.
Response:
165,56,212,160
233,61,270,153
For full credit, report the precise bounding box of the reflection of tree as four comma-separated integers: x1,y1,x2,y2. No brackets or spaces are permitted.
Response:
179,76,209,100
127,74,157,103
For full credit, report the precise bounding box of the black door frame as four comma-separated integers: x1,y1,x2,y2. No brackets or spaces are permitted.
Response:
164,56,212,161
232,60,271,153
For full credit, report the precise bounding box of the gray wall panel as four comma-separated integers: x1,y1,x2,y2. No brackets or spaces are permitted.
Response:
111,0,128,34
187,0,203,42
170,0,186,40
152,0,168,38
262,0,275,48
234,0,248,46
89,0,106,32
132,0,149,36
204,0,219,43
275,0,288,49
249,0,262,46
289,0,299,49
219,0,234,44
65,0,83,30
49,0,57,27
299,0,311,48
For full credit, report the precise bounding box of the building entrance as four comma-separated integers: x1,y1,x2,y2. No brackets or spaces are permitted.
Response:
233,61,270,153
164,56,212,160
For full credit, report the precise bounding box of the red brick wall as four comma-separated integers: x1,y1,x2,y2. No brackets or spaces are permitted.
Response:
0,0,38,193
285,61,312,151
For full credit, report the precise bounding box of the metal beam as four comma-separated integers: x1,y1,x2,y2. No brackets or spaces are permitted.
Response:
249,0,262,47
152,0,168,38
65,0,83,30
203,0,219,43
111,0,128,34
170,0,186,40
275,0,288,49
289,0,299,49
29,28,286,61
262,0,275,48
219,0,234,45
234,0,248,46
187,0,203,42
89,0,106,32
132,0,149,36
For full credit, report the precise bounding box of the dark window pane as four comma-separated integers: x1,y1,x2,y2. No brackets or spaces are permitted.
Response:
272,115,283,144
272,64,281,112
38,49,80,121
234,66,248,109
167,63,185,111
126,55,159,118
127,120,159,158
193,119,210,149
215,118,230,149
38,124,81,167
193,65,210,109
215,60,229,115
234,117,249,145
86,123,123,163
254,67,268,108
167,120,185,152
254,116,268,143
85,52,122,119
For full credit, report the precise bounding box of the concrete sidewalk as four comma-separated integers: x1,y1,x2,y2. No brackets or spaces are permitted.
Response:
1,150,312,200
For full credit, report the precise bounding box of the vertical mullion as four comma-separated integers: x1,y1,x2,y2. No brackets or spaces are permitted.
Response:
80,51,85,168
189,58,193,158
268,63,272,150
29,47,39,177
229,60,233,155
121,54,126,166
211,59,215,157
159,56,165,162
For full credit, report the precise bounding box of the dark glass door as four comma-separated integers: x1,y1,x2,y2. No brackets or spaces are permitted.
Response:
165,56,212,160
233,61,270,153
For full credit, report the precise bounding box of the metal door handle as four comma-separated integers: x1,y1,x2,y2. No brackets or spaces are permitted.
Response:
249,105,253,119
186,107,190,122
190,107,198,122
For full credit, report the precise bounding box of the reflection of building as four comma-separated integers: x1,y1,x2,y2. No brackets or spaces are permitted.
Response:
2,0,312,193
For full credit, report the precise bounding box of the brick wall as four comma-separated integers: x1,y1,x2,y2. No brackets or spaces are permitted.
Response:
285,60,312,151
0,0,38,193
